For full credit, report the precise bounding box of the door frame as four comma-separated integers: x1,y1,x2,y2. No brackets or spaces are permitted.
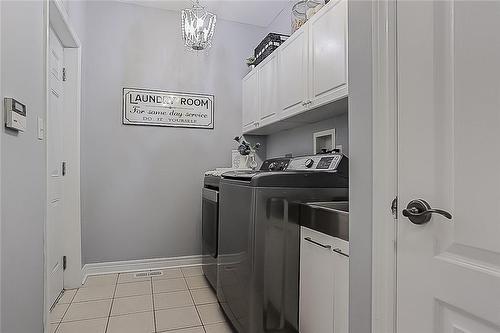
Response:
44,0,82,331
0,3,3,330
371,0,398,332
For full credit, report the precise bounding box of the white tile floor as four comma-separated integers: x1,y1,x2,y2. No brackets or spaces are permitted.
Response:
49,266,234,333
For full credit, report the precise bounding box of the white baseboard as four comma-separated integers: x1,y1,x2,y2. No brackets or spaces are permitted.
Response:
81,255,204,284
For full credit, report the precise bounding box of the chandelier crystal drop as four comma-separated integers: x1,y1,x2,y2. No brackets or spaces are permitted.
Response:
181,0,217,51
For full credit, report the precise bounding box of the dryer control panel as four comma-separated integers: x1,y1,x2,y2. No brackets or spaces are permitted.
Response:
287,154,346,172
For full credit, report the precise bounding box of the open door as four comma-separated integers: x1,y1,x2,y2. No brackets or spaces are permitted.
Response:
47,27,66,308
397,1,500,332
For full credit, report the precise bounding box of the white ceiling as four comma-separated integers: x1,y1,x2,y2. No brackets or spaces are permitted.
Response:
116,0,289,27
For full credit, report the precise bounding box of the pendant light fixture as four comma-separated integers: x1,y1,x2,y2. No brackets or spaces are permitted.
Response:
181,0,217,51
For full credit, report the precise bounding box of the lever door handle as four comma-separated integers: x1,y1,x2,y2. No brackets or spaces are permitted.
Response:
402,199,452,225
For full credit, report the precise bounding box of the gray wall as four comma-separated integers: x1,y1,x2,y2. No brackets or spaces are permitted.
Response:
265,113,348,158
1,2,46,332
266,0,294,36
81,1,265,264
348,1,373,332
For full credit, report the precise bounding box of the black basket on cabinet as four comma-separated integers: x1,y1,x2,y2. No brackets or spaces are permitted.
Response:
253,33,289,66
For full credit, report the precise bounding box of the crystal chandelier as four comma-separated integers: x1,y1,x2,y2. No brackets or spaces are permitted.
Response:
181,0,217,51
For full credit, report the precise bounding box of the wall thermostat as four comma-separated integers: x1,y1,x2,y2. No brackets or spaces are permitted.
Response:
4,98,26,132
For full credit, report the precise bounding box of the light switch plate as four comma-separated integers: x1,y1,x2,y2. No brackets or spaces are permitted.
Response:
37,117,44,140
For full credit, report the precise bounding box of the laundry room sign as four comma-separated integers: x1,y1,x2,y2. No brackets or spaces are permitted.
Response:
122,88,214,129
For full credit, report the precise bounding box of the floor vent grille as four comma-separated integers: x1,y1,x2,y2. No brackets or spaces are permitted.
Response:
134,271,163,278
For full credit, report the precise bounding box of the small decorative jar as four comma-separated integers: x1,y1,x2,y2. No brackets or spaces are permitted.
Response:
291,1,307,33
306,0,325,19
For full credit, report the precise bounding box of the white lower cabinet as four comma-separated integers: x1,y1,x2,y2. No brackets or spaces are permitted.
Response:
333,247,349,333
299,227,349,333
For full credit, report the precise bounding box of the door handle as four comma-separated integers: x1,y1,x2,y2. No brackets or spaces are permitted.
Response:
333,248,349,258
402,199,452,225
304,237,332,249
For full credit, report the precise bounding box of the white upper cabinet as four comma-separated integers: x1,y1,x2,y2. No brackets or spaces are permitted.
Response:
259,52,280,126
308,0,347,108
241,0,347,134
278,27,308,119
242,68,259,132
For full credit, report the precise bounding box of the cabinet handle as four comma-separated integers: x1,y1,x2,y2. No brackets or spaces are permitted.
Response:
304,237,331,249
333,248,349,258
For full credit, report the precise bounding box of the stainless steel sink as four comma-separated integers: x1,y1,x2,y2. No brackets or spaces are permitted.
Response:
299,201,349,241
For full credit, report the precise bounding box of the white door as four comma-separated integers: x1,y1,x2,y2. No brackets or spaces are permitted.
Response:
308,0,347,108
278,26,308,119
242,69,259,132
47,28,65,308
397,1,500,332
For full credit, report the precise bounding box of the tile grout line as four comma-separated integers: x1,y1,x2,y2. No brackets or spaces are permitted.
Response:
56,297,72,328
52,288,78,331
187,278,207,332
154,273,203,332
104,275,119,333
151,276,158,333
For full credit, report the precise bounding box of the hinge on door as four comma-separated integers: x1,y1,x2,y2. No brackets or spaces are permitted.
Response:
63,256,67,270
391,196,398,218
62,67,67,82
62,161,67,176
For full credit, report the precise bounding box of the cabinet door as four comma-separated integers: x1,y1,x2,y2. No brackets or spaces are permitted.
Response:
308,0,348,107
333,250,349,333
259,52,279,126
299,227,335,333
242,69,259,132
278,27,308,119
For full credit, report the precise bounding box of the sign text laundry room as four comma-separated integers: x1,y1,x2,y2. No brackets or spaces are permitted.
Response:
122,88,214,129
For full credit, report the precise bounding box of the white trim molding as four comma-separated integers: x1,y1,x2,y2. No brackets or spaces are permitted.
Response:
371,0,398,333
82,255,205,283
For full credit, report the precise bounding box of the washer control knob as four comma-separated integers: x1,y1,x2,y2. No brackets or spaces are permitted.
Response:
305,158,314,168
